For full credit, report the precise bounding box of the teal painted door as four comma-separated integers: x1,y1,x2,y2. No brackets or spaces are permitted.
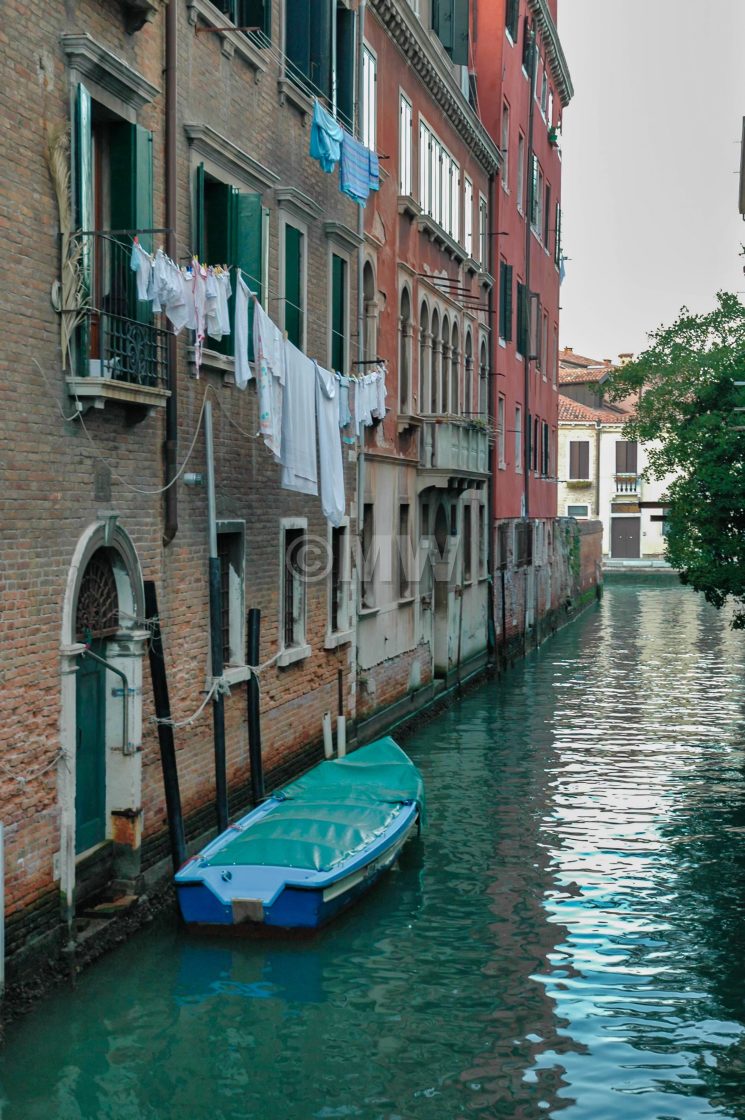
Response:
76,646,107,854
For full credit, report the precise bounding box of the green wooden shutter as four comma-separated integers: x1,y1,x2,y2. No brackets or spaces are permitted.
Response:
309,0,331,100
286,0,310,83
284,224,303,348
235,191,263,361
335,5,356,130
133,125,153,249
504,265,513,342
450,0,469,66
195,162,206,261
433,0,454,52
331,254,346,372
74,83,93,372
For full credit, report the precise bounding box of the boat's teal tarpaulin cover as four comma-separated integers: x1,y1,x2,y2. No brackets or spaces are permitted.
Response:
205,738,424,873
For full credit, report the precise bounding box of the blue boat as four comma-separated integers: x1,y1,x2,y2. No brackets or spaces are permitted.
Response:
175,737,424,931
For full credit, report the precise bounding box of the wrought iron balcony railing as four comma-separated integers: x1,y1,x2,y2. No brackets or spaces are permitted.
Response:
69,229,170,393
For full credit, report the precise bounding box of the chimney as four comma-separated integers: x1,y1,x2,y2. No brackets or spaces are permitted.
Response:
618,352,634,366
564,346,573,353
603,358,612,365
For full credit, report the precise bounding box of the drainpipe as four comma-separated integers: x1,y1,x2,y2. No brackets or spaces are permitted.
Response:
356,2,366,609
163,0,178,545
486,170,496,655
594,421,601,517
204,401,228,833
81,646,130,754
523,22,537,519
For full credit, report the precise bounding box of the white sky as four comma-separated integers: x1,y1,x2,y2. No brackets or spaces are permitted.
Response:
557,0,745,362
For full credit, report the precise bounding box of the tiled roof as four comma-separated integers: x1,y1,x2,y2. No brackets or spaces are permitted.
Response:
558,395,631,425
558,365,612,385
558,348,611,368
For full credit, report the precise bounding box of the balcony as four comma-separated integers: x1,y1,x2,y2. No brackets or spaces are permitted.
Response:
420,416,489,486
615,473,639,495
64,230,170,415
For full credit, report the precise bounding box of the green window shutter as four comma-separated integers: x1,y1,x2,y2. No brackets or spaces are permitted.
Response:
331,253,346,372
284,224,303,348
235,191,263,361
195,162,206,261
286,0,310,83
516,281,527,355
239,0,270,36
335,5,356,131
504,265,513,342
433,0,454,52
74,82,93,372
133,125,153,250
450,0,469,66
309,0,332,100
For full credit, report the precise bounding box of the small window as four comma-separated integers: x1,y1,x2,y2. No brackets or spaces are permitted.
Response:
217,524,246,666
498,395,506,467
516,281,528,357
515,520,533,568
499,261,513,342
569,440,590,480
530,155,544,235
215,0,270,41
479,195,488,268
505,0,519,41
283,221,305,348
517,133,526,214
541,420,549,477
462,501,472,583
543,183,551,247
532,417,539,473
616,440,638,474
329,523,350,634
464,175,474,258
362,45,377,151
285,1,355,128
399,94,412,195
478,503,487,578
521,17,533,73
515,404,522,473
498,521,510,571
567,504,589,518
361,502,375,608
282,525,306,649
398,504,412,599
501,101,510,190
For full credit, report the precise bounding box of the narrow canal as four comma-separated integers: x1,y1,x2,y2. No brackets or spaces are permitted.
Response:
4,582,745,1119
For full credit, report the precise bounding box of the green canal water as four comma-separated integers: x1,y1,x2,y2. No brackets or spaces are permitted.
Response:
4,583,745,1119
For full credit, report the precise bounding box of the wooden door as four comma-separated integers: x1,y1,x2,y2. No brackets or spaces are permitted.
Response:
611,517,641,559
75,645,107,854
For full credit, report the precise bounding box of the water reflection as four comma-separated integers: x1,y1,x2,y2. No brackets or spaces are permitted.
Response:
2,585,745,1118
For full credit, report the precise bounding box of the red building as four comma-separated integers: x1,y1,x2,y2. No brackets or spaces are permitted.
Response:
474,0,573,645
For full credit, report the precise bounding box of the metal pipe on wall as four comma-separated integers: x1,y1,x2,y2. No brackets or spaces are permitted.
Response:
163,0,179,545
246,608,265,804
204,401,228,832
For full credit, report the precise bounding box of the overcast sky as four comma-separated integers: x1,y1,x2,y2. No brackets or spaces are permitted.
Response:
557,0,745,362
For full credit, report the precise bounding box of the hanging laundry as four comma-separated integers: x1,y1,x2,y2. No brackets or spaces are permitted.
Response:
216,271,231,337
315,363,345,527
310,98,344,173
337,374,352,428
340,131,373,205
281,341,318,496
192,260,208,377
234,273,252,390
369,150,380,193
373,364,387,419
253,298,285,460
130,240,152,302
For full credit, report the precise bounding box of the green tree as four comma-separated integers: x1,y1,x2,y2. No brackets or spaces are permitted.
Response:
607,292,745,626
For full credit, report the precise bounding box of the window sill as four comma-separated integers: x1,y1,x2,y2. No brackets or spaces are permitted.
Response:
397,194,421,220
498,337,506,348
358,605,379,619
397,595,416,607
277,76,313,124
498,460,507,470
277,643,311,668
223,664,251,686
417,213,466,264
324,629,353,650
188,0,267,75
188,345,243,387
66,376,170,413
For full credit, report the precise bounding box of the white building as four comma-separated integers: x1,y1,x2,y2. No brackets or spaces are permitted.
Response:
557,351,674,562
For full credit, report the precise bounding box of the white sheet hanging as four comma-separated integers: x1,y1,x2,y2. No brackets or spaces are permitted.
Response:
315,362,345,526
234,273,252,390
254,299,285,460
281,340,317,496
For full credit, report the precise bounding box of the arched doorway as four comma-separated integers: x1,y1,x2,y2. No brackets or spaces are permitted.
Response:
59,521,148,921
74,548,120,853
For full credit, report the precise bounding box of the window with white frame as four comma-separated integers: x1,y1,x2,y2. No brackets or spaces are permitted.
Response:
501,101,510,190
567,504,589,518
328,520,351,637
281,520,307,653
216,521,245,668
515,404,522,473
479,194,488,267
399,94,412,196
478,502,487,577
464,175,473,258
530,154,544,236
517,132,526,214
419,120,460,240
362,45,376,151
498,395,506,467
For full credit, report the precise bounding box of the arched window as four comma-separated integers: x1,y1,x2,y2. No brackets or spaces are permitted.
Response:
465,331,474,417
441,315,450,414
430,309,440,413
479,338,488,417
363,261,377,361
399,287,412,414
419,301,430,415
450,321,460,416
75,548,119,641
